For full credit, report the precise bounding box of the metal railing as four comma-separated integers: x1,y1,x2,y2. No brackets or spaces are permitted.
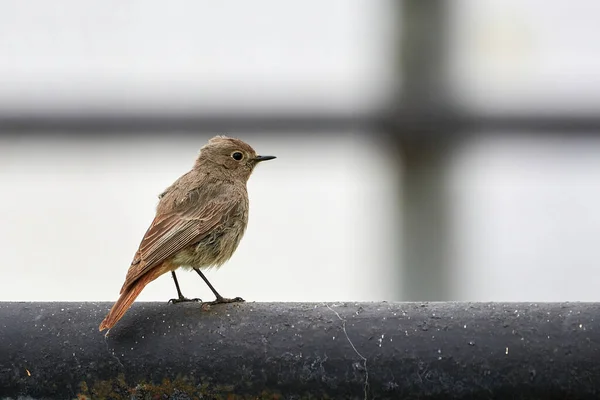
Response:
1,301,598,399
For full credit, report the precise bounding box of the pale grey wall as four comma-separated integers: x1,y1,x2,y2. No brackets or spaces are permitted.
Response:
1,1,600,302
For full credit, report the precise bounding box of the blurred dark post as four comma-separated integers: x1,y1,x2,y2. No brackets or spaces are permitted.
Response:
396,0,454,301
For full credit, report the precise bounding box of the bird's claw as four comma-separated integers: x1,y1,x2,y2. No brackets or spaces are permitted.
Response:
204,296,245,306
168,297,202,304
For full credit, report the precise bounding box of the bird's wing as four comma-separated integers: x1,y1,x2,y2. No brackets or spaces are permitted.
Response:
119,197,236,293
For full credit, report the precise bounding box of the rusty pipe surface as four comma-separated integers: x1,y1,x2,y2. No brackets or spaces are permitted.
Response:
0,301,598,399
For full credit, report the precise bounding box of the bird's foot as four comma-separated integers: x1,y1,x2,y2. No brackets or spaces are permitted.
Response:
168,296,202,304
204,296,245,306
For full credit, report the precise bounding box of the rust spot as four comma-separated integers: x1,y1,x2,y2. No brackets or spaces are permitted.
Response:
76,375,287,400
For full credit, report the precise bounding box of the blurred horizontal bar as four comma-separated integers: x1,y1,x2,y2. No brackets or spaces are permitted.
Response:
0,111,383,134
0,302,598,399
391,110,600,135
2,109,600,134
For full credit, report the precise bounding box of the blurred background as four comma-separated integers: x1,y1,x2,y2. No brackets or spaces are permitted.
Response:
1,0,600,303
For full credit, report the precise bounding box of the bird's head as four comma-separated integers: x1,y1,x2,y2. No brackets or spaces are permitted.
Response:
195,135,276,181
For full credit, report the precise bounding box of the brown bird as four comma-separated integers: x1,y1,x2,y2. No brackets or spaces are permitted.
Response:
99,135,275,331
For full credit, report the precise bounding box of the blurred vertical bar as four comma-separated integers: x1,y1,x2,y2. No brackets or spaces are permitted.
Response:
397,0,453,300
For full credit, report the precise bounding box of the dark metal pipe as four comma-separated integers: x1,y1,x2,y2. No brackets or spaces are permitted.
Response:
0,302,598,399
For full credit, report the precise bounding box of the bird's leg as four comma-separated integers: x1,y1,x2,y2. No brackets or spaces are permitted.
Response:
168,271,202,304
193,268,245,305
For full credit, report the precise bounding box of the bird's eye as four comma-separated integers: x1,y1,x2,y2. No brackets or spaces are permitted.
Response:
232,152,244,161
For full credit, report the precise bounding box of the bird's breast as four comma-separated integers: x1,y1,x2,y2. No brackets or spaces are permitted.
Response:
174,199,249,269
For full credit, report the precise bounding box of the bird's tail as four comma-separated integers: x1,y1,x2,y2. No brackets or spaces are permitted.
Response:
99,267,164,331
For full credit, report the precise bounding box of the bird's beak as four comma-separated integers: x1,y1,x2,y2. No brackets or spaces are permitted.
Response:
254,155,276,162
